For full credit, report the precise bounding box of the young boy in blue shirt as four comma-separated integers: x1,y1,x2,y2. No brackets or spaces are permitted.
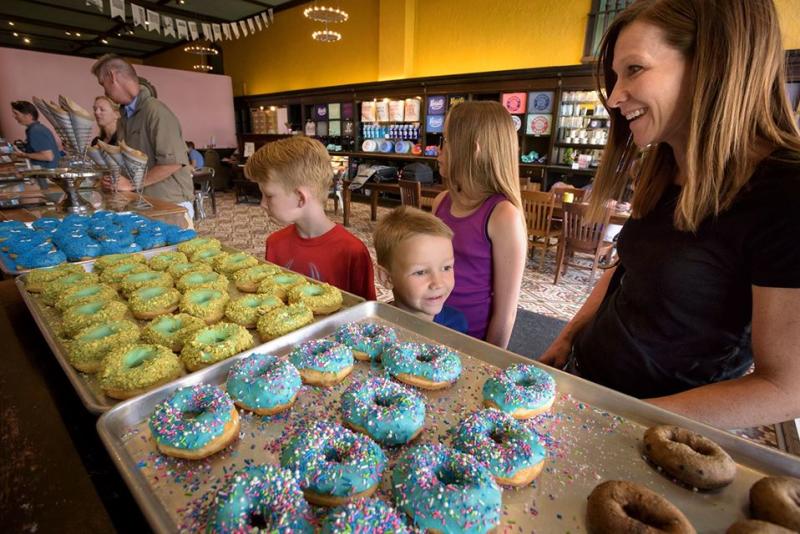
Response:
374,206,468,333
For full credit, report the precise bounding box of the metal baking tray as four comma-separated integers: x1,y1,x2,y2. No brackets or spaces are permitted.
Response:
97,302,800,534
15,248,363,414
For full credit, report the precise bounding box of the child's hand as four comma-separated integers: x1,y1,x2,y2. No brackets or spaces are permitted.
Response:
538,337,572,369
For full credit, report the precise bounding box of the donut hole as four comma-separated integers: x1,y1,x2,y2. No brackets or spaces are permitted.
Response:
622,502,672,529
374,394,396,408
323,446,344,464
489,430,507,445
415,352,434,363
123,347,157,369
197,329,231,345
248,511,269,529
182,410,204,421
435,466,467,487
515,377,536,387
154,317,181,334
83,325,115,340
301,285,324,296
77,301,104,314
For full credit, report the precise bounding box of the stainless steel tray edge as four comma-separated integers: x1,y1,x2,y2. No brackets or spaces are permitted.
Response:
97,302,800,534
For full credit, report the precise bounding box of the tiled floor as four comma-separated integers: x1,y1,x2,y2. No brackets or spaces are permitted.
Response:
195,191,597,321
194,190,779,448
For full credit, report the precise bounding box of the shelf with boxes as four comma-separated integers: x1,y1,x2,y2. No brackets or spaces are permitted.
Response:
551,89,610,171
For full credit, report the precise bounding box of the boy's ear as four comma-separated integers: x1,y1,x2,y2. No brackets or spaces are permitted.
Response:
376,264,393,289
294,187,307,207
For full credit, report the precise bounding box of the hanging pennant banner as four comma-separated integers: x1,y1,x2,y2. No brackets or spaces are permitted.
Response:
230,21,240,39
146,9,161,33
201,22,213,41
254,17,263,31
131,4,146,28
212,23,222,41
85,0,103,11
110,0,126,20
268,8,274,23
239,20,248,37
162,16,175,38
222,23,231,40
188,20,199,41
260,12,269,27
247,18,256,34
176,19,188,40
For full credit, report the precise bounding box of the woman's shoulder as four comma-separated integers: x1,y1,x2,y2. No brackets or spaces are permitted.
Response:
746,148,800,195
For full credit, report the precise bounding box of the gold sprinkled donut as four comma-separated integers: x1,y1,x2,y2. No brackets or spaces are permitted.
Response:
93,253,146,274
177,237,221,256
148,251,189,271
24,263,85,293
213,252,259,278
190,248,228,265
257,303,314,341
61,299,129,338
257,272,305,301
167,261,213,279
141,313,205,352
67,319,140,373
233,263,282,293
99,343,184,399
180,288,230,324
99,261,151,288
128,286,182,320
180,322,254,371
224,293,284,328
55,283,118,312
287,282,343,315
119,270,174,298
176,271,230,293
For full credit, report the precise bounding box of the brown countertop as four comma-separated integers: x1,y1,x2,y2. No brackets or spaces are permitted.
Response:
0,279,150,533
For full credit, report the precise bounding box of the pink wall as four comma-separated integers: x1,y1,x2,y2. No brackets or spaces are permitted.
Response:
0,47,236,149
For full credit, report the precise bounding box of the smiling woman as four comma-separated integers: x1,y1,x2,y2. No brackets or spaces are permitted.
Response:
539,0,800,430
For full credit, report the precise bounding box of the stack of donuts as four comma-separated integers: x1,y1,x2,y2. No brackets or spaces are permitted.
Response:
22,237,344,401
145,319,564,533
0,211,196,270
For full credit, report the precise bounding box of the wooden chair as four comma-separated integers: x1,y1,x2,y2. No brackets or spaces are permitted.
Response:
551,186,587,203
521,190,559,270
398,179,422,208
554,201,615,285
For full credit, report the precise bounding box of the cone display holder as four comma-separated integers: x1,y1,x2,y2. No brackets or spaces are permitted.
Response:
122,154,151,210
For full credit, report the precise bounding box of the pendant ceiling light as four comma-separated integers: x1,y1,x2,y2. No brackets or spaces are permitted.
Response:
304,3,348,43
184,42,219,56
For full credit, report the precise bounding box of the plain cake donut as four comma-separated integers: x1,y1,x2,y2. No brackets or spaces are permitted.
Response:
586,480,695,534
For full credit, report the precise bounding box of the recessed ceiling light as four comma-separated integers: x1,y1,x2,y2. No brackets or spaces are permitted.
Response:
101,38,109,44
65,31,71,35
75,32,81,37
8,22,14,26
23,37,31,44
12,32,18,37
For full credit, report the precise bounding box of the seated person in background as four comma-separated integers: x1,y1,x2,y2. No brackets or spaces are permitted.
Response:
374,206,468,334
10,100,60,190
244,136,377,301
186,141,204,169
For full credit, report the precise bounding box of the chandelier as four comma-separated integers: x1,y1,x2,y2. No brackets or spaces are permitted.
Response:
312,29,342,42
303,5,349,23
193,64,213,72
184,43,219,56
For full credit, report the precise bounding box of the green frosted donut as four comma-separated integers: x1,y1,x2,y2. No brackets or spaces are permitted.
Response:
180,288,230,323
55,283,118,312
176,237,221,256
61,299,129,338
224,293,284,328
167,261,213,279
232,263,282,292
40,272,100,306
99,343,184,399
93,253,146,274
67,319,140,373
24,263,85,293
128,286,181,319
287,282,343,315
176,271,229,293
257,303,314,341
213,252,259,277
119,270,173,297
257,272,305,301
180,322,254,371
141,313,205,352
148,251,189,271
99,261,151,287
190,248,228,265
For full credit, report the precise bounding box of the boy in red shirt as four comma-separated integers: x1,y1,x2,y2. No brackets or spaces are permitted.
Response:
244,136,376,300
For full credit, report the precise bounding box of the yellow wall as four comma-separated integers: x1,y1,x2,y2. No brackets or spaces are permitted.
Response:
145,45,199,72
221,0,380,96
185,0,799,95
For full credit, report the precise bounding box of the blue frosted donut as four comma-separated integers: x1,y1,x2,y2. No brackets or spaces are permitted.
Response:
321,498,410,534
3,230,50,256
452,409,546,487
335,321,397,362
382,342,462,390
148,383,240,459
392,443,502,533
62,214,90,227
226,353,302,415
114,213,149,232
16,248,66,269
31,217,61,232
341,377,425,446
59,237,103,261
207,464,314,534
167,228,197,244
280,420,386,506
482,363,556,418
288,339,354,387
100,239,142,255
135,231,167,250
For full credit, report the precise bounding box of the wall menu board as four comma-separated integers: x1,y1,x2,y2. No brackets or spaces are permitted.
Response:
528,91,554,113
502,92,527,114
427,95,446,115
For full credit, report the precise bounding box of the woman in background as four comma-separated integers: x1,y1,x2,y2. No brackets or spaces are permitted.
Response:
91,95,119,146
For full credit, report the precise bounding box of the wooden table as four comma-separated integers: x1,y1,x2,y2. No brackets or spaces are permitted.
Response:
0,279,149,533
342,180,443,226
0,184,191,229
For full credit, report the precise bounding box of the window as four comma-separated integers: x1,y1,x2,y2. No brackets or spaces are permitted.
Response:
582,0,635,63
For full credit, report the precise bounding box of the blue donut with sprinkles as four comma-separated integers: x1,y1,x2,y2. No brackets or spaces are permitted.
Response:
334,321,398,362
148,383,240,460
288,339,354,387
382,342,462,390
341,377,425,446
392,443,502,533
60,237,103,261
453,409,547,487
482,363,556,419
207,464,314,534
167,227,197,244
16,248,66,270
226,353,302,415
321,498,410,534
280,420,386,507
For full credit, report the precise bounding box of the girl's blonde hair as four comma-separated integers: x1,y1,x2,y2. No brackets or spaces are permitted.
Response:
443,101,522,211
590,0,800,232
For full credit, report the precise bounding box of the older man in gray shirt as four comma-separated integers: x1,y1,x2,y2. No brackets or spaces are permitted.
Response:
91,54,194,218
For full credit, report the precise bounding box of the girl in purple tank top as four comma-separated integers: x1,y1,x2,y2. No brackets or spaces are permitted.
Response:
433,101,527,348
